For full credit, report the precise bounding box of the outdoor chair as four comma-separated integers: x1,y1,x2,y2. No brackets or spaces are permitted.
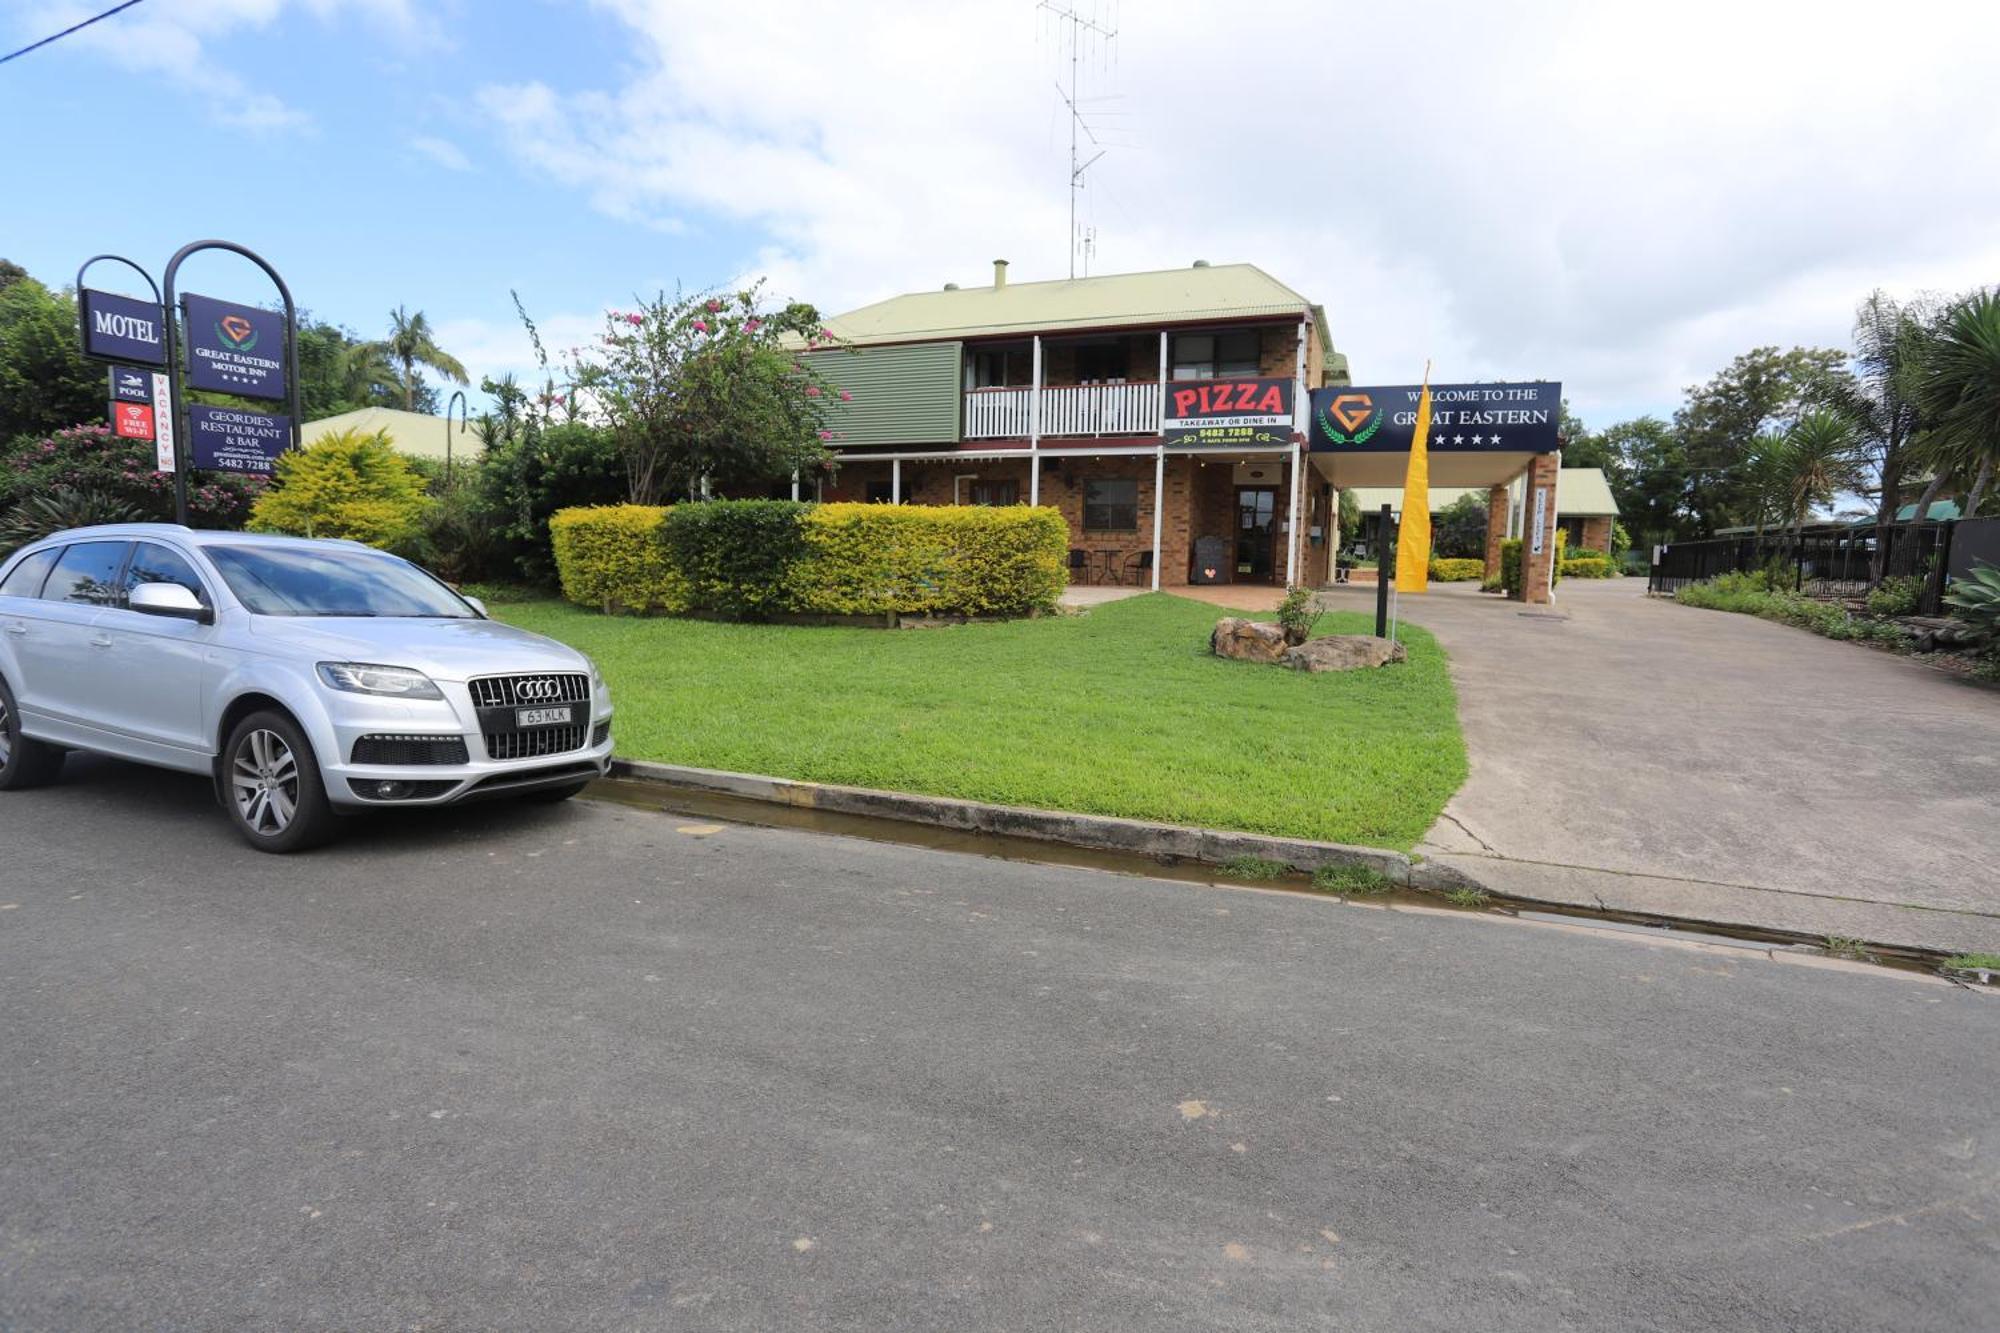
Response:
1068,548,1091,584
1123,550,1154,585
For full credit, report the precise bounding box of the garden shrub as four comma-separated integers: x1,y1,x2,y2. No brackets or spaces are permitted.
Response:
478,421,628,585
1427,556,1485,582
249,428,429,548
2,422,260,531
549,504,687,613
661,499,811,617
790,503,1069,617
1498,530,1567,596
1560,555,1617,578
1942,561,2000,652
1675,575,1914,652
1864,574,1925,618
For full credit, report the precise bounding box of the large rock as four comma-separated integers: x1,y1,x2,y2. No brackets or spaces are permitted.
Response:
1211,618,1290,663
1282,634,1408,672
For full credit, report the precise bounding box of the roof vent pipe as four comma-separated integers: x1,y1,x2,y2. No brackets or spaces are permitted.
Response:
944,283,959,290
1192,259,1210,268
993,259,1009,290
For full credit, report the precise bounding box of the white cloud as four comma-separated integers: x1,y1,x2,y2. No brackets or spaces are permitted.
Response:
465,0,2000,424
408,135,474,172
8,0,436,133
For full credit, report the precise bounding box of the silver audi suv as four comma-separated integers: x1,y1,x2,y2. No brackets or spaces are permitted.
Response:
0,525,612,852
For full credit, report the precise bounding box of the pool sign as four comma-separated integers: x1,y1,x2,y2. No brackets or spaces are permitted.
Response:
183,292,287,400
1311,381,1563,453
112,401,156,441
188,405,292,475
79,288,167,365
110,365,153,403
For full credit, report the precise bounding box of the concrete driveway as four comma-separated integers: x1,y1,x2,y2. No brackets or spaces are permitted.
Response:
0,758,1994,1330
1320,579,2000,952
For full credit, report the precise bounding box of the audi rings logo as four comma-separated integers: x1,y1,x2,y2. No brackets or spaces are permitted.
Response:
516,678,563,702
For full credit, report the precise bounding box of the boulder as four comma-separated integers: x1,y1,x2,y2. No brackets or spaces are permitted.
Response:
1282,634,1408,672
1211,617,1290,664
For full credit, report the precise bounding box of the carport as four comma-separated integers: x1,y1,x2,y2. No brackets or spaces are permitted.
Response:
1306,382,1564,604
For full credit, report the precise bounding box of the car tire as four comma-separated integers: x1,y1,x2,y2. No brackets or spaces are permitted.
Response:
522,780,592,804
221,709,339,853
0,675,65,790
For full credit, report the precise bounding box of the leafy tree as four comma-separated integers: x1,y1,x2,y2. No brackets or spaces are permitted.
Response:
1592,416,1684,546
373,306,467,412
1674,346,1851,535
248,428,430,548
565,285,837,503
0,276,103,441
1914,289,2000,521
1775,409,1864,537
0,258,28,293
1336,484,1360,551
1829,290,1945,577
1431,492,1489,559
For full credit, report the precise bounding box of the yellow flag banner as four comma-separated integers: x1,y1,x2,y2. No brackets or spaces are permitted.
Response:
1394,378,1434,593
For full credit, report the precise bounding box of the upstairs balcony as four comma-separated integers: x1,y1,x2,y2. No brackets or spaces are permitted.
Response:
963,381,1164,440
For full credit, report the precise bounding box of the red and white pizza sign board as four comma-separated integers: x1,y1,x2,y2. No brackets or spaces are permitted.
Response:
113,401,156,441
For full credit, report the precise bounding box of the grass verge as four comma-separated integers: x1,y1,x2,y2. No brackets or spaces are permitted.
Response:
491,591,1466,850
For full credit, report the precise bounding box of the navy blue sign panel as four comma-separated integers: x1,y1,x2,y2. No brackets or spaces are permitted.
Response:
109,365,153,403
1310,382,1563,454
188,405,292,475
80,289,167,365
183,292,287,400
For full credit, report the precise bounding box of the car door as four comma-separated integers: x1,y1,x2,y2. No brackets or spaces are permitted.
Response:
90,540,219,756
0,545,62,703
9,540,130,735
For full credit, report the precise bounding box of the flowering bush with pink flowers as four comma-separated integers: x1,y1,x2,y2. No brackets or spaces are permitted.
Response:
565,283,846,504
1,423,262,533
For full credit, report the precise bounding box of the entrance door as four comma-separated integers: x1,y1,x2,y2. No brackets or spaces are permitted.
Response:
1235,487,1277,582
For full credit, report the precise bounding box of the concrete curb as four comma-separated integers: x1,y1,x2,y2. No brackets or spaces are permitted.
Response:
607,758,1478,893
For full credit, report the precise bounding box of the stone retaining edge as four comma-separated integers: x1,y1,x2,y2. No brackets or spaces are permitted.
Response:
606,758,1478,892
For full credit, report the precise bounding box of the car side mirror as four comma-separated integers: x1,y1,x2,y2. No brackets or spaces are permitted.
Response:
462,595,488,618
129,581,212,624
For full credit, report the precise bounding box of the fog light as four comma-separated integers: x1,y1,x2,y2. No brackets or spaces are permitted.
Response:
373,780,413,799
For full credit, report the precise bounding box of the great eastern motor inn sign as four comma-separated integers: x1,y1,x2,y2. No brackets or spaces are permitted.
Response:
1309,382,1562,453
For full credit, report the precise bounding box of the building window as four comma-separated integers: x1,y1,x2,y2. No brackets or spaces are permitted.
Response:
968,346,1033,388
1171,330,1260,380
1083,478,1139,531
966,479,1019,506
1073,342,1128,384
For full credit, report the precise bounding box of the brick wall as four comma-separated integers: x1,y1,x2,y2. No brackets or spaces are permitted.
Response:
1578,515,1614,553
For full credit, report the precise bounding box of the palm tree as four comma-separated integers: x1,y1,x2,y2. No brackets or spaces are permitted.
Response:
377,306,468,412
1829,291,1941,579
1776,409,1863,539
1914,290,2000,521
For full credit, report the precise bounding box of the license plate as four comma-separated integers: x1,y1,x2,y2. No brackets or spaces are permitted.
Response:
516,706,575,728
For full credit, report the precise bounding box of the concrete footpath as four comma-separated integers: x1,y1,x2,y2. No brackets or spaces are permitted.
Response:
1324,579,2000,955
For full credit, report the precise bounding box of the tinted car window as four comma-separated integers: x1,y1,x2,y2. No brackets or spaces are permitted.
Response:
0,548,58,598
205,545,475,618
125,542,210,606
41,541,130,607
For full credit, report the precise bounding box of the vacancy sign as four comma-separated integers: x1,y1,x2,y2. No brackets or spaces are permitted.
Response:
151,372,176,472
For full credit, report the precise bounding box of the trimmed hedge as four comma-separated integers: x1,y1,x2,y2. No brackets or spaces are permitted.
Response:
663,500,810,617
549,505,687,613
1428,556,1486,582
1560,555,1617,578
790,503,1069,616
550,500,1069,619
1499,530,1568,596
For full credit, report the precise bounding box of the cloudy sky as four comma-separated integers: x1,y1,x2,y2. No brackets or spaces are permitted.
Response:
5,0,1997,425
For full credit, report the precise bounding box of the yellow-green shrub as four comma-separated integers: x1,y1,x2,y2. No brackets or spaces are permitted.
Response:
790,503,1069,616
248,428,428,549
549,505,687,613
1560,555,1617,578
1428,556,1485,582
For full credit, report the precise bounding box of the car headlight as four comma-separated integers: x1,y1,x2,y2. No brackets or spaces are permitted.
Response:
316,662,444,700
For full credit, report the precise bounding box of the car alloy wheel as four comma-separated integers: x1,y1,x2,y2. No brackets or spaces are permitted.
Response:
0,693,11,769
232,727,301,836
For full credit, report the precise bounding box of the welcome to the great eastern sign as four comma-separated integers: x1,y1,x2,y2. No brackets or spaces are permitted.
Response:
1309,381,1562,453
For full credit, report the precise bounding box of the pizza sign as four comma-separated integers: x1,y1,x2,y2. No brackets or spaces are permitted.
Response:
1162,376,1296,447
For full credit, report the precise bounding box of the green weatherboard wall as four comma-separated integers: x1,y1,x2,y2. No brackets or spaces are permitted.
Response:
807,342,962,446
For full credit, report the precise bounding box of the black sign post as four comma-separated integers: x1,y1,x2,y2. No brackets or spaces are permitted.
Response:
161,240,303,526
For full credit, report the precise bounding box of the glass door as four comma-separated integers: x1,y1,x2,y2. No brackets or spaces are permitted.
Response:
1235,488,1277,581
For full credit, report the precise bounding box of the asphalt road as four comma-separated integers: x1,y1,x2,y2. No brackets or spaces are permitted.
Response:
1,757,1995,1331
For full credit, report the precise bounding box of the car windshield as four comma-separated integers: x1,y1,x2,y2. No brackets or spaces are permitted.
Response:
205,545,476,618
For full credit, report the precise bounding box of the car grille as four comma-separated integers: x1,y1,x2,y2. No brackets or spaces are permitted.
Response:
351,734,470,766
485,726,589,761
468,673,589,707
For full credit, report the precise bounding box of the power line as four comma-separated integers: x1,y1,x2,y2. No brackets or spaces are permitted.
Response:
0,0,148,67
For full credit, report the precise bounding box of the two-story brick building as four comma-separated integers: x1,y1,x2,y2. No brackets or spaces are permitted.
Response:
802,260,1350,589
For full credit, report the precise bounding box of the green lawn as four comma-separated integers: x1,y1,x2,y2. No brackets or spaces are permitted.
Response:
492,593,1467,850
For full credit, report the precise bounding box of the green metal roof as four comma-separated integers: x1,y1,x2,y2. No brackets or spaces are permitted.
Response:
1346,468,1620,518
821,262,1337,362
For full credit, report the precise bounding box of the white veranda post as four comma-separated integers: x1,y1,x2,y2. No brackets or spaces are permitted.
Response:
892,458,902,504
1029,335,1043,506
1151,446,1164,591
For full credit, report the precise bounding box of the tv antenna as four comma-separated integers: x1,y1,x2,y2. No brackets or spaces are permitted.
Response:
1039,1,1117,279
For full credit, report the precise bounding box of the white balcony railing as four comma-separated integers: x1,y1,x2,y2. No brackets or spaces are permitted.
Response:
963,381,1163,440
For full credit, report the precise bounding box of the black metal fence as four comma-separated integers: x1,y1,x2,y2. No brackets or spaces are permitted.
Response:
1647,520,1965,612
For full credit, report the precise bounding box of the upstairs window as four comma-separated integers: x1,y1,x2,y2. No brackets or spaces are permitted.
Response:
968,346,1034,388
1073,342,1129,384
1171,330,1261,380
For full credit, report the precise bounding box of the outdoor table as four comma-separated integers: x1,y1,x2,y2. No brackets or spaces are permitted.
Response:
1100,550,1123,584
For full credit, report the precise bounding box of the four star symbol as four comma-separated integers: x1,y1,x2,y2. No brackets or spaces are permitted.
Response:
1471,434,1484,445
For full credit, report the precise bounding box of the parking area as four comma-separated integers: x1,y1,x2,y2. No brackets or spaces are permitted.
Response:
1,757,1995,1330
1325,578,2000,952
